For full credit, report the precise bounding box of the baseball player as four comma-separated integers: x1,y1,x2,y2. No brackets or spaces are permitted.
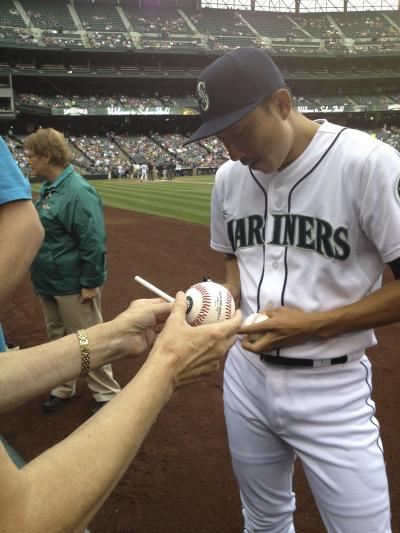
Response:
140,162,148,181
184,48,399,532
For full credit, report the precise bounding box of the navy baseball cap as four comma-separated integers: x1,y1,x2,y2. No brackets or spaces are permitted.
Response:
184,47,285,145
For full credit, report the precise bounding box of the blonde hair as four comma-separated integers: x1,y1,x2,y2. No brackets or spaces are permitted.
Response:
24,128,72,167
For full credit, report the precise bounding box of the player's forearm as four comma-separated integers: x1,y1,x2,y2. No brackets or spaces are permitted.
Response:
0,321,127,414
3,358,175,533
313,280,400,338
224,253,241,306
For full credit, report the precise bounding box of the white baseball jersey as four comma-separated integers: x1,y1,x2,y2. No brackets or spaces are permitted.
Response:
211,120,400,360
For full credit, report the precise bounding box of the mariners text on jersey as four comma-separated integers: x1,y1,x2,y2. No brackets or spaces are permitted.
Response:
227,213,350,260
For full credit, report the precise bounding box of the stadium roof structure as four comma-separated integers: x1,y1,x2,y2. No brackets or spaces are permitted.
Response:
202,0,399,11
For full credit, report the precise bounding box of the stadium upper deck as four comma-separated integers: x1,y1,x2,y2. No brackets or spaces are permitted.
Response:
0,0,400,56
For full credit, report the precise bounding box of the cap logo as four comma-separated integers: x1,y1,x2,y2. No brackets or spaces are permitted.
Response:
197,81,210,113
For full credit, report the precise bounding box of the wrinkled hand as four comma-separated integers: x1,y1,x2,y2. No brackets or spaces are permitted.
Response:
81,287,99,302
240,306,318,353
112,298,173,357
149,292,242,388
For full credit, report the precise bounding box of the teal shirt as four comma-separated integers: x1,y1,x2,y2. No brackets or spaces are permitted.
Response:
0,136,31,352
0,328,6,352
0,137,31,205
30,165,107,295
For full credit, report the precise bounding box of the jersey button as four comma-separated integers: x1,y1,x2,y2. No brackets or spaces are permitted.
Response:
272,262,279,270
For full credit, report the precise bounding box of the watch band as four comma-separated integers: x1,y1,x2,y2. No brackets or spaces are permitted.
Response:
76,329,90,376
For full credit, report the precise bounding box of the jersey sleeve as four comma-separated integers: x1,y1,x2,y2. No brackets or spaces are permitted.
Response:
359,143,400,263
0,137,31,205
210,171,234,254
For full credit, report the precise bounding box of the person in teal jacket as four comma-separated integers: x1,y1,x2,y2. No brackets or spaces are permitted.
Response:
25,128,120,414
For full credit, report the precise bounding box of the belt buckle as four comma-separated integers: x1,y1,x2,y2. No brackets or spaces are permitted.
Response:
313,358,332,368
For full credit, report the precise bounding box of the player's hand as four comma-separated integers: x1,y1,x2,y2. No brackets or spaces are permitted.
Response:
148,292,242,388
81,287,99,302
110,298,173,357
240,306,318,353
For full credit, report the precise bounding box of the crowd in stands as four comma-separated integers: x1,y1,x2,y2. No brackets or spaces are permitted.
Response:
0,27,37,45
140,37,204,50
199,137,229,168
69,134,129,175
207,35,263,51
333,12,397,40
65,137,92,171
0,3,24,27
114,133,168,165
21,0,75,30
151,132,210,167
4,136,33,177
324,39,349,54
15,93,195,109
15,93,168,109
271,45,321,55
4,132,228,178
127,12,189,34
352,41,400,54
17,93,52,108
88,32,134,49
15,91,400,112
80,16,123,33
25,10,56,29
68,132,219,177
2,4,400,54
373,126,400,150
42,33,84,48
4,128,400,180
189,10,252,37
293,14,341,41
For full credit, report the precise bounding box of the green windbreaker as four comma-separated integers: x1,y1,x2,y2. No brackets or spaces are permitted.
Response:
30,165,107,295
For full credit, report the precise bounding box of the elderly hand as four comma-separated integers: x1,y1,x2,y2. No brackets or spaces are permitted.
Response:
149,292,242,388
240,306,319,353
110,298,173,358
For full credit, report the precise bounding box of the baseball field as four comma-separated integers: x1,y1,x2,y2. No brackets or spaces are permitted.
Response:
33,176,215,226
2,177,400,532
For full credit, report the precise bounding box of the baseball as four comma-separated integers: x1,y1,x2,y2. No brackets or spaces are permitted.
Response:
185,282,235,326
242,312,269,342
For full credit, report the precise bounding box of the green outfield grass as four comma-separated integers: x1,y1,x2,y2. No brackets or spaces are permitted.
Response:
32,175,215,226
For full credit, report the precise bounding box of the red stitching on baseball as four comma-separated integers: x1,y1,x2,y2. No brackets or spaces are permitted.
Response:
225,295,233,319
250,314,258,325
190,307,210,326
189,284,211,326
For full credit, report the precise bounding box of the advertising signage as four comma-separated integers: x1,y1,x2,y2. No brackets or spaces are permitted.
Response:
52,106,200,116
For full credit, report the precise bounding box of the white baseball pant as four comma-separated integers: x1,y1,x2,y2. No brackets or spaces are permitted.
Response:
224,348,391,533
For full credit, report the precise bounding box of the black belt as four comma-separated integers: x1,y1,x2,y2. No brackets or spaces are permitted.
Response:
260,353,348,368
